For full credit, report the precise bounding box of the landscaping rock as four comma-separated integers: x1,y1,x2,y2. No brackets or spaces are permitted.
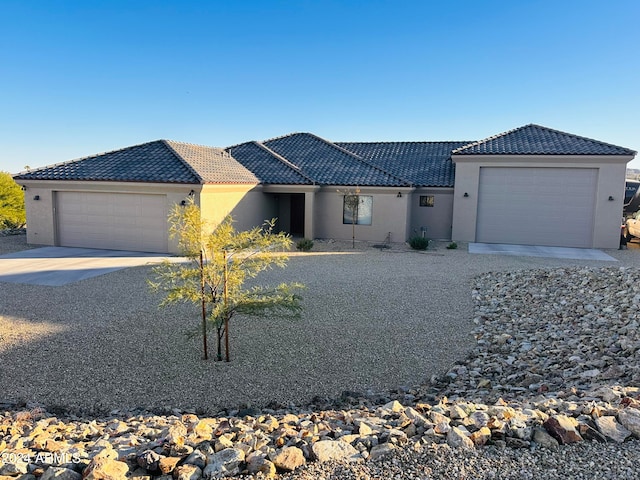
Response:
272,447,305,472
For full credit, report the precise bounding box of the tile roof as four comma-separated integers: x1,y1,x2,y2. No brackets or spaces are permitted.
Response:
261,133,410,186
165,141,258,184
337,141,472,187
452,124,637,156
226,141,312,185
14,140,258,184
14,124,635,187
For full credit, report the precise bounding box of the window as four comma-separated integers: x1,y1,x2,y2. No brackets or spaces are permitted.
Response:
419,195,434,207
343,195,372,225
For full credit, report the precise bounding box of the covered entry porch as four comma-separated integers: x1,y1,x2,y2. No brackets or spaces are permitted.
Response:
263,185,319,239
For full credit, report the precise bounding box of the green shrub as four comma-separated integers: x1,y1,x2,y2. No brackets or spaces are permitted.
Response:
0,172,26,229
408,236,430,250
446,242,458,249
296,238,314,251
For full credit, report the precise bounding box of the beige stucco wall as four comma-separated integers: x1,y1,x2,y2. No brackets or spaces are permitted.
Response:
17,180,196,253
199,184,273,234
409,188,454,240
314,186,412,243
451,154,634,249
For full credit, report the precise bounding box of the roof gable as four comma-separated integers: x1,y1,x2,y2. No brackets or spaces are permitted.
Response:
338,141,472,187
452,124,637,156
262,133,410,186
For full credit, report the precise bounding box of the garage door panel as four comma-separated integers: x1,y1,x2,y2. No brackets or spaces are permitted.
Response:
57,192,169,252
476,167,597,248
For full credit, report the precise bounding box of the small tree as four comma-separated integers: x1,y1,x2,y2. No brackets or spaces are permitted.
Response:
338,187,363,248
149,199,303,361
0,172,26,229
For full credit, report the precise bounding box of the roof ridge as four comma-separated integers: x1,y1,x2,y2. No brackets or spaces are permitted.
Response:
161,140,205,184
451,125,530,154
253,141,316,184
337,140,473,145
306,133,413,186
260,131,304,144
165,139,227,150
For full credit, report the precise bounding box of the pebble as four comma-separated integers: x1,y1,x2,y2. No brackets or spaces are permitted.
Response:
2,266,640,478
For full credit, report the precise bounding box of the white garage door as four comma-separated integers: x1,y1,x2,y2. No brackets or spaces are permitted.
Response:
476,167,598,248
56,192,168,252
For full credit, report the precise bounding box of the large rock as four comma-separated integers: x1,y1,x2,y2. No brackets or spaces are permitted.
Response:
618,408,640,438
382,401,404,413
246,456,275,478
183,450,206,469
137,450,162,472
446,427,474,450
0,460,29,476
272,447,305,472
594,416,631,443
41,467,82,480
203,448,245,479
404,407,429,426
543,415,583,444
165,423,187,447
173,464,202,480
158,457,181,475
311,440,361,463
469,427,491,446
82,457,130,479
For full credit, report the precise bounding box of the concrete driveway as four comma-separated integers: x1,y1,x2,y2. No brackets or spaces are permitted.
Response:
469,242,617,261
0,246,175,286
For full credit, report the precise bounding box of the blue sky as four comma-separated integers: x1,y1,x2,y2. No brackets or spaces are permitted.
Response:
1,0,639,173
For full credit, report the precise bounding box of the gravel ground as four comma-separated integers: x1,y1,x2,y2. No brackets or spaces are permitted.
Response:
277,441,640,480
2,234,639,416
4,234,640,479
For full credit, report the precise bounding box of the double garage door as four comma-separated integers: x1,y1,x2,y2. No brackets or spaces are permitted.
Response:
476,167,598,248
56,192,169,253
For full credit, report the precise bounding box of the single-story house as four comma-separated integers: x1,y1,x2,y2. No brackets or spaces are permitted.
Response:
14,124,636,253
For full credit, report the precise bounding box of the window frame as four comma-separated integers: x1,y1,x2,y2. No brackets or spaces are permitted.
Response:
419,195,435,207
342,194,373,225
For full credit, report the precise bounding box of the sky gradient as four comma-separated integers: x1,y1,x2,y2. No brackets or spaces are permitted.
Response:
2,0,639,173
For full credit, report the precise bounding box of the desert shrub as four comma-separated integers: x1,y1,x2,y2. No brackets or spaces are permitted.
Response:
408,236,430,250
296,238,314,251
0,172,26,229
447,242,458,249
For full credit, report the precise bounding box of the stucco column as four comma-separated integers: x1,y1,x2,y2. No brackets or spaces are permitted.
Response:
304,190,315,239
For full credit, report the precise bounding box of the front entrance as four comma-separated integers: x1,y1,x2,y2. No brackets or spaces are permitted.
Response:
290,193,305,236
274,193,305,237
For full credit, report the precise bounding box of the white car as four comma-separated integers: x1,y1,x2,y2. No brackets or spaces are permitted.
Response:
625,211,640,242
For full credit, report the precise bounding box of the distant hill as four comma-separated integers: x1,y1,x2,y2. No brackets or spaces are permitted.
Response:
627,169,640,180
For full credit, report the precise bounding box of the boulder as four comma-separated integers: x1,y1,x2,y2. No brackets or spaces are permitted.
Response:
594,416,631,443
543,415,583,444
203,448,244,479
618,408,640,438
311,440,360,463
82,457,129,479
272,447,305,472
40,467,82,480
172,464,202,480
446,427,474,450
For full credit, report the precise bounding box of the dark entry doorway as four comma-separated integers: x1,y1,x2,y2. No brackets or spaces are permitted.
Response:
290,193,305,236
